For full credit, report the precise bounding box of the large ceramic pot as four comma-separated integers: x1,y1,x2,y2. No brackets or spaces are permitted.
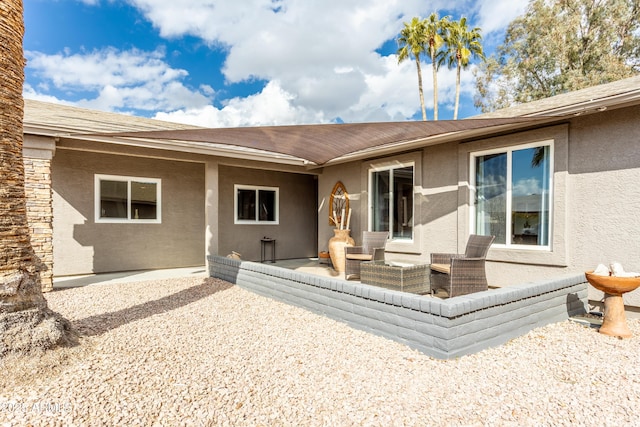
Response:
328,229,355,273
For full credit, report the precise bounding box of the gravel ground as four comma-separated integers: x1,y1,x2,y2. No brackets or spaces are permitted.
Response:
1,276,639,426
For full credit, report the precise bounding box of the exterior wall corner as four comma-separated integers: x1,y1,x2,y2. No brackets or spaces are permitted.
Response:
23,136,56,292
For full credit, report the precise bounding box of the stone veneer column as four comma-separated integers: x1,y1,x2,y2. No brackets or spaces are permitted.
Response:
23,135,56,292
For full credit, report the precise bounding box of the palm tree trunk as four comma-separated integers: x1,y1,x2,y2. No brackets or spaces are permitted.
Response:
0,0,74,356
454,59,461,120
431,46,438,120
415,58,427,121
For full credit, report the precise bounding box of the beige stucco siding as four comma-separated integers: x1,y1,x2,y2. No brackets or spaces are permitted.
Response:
218,165,317,261
317,162,363,251
567,106,640,306
52,149,205,275
418,144,459,257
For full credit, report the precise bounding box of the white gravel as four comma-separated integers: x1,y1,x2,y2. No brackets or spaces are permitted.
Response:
1,276,639,426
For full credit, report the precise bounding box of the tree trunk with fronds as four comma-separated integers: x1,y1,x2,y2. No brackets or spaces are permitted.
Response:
0,0,75,356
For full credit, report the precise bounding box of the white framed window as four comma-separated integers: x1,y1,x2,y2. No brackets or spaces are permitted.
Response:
470,141,553,249
234,185,279,225
95,174,161,223
368,162,414,241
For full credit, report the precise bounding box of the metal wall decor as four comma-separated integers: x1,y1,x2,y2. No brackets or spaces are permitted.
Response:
329,181,349,227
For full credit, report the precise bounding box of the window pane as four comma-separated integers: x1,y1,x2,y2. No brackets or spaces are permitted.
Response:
511,146,550,246
475,153,507,244
131,181,157,220
100,180,128,218
258,190,276,221
372,170,390,232
237,189,256,220
392,166,413,239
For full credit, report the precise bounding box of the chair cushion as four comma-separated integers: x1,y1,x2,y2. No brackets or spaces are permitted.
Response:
430,263,451,274
345,253,373,261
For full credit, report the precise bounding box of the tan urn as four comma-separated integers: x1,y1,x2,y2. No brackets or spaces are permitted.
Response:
328,229,355,273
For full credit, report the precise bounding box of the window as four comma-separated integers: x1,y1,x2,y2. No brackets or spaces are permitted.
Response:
95,175,161,223
234,185,279,224
472,142,552,248
369,164,414,240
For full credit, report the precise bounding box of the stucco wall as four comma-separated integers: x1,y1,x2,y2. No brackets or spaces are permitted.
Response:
52,149,205,275
218,165,317,261
418,143,459,256
318,163,363,252
319,151,432,257
567,106,640,307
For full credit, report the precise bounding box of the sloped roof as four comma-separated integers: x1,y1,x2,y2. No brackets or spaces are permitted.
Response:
24,75,640,166
477,74,640,118
98,117,546,166
24,99,201,134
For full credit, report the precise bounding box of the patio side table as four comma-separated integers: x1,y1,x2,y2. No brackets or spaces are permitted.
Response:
260,238,276,263
360,260,430,295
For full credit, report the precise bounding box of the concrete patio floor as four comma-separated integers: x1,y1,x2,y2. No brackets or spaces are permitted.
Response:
52,258,340,289
53,265,209,288
268,258,350,280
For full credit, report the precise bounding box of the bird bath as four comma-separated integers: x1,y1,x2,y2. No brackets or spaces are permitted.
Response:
585,271,640,338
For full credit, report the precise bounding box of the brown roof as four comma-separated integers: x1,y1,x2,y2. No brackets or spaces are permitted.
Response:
94,117,546,165
26,75,640,166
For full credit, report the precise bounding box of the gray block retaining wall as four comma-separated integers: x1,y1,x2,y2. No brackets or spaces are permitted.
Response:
208,255,588,359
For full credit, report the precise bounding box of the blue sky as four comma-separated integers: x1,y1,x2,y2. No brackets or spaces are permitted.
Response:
23,0,529,127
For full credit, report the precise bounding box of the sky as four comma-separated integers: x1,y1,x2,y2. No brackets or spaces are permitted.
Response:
23,0,529,128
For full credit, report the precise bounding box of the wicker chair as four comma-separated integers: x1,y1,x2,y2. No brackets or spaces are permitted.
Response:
344,231,388,280
430,234,495,298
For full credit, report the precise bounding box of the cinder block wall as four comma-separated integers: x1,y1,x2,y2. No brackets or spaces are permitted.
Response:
209,256,588,359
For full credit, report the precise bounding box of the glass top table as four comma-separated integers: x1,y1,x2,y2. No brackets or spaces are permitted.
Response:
360,260,431,295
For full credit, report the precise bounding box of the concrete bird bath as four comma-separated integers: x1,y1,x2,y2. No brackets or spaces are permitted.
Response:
585,271,640,338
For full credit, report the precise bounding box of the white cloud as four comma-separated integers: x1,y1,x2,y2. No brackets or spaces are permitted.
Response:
475,0,528,34
154,80,324,127
25,47,212,112
125,0,520,123
23,84,75,105
513,178,542,196
27,0,522,124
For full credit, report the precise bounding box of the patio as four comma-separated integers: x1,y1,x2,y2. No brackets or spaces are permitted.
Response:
209,255,589,359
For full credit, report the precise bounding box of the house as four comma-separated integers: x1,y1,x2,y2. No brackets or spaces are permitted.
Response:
23,75,640,314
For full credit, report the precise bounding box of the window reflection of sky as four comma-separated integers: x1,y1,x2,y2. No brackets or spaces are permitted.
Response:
512,147,549,196
475,145,551,246
476,152,506,201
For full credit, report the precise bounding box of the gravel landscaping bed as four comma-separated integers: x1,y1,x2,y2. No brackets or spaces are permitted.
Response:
1,276,639,426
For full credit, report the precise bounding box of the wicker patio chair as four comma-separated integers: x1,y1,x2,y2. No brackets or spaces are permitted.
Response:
430,234,495,298
344,231,388,280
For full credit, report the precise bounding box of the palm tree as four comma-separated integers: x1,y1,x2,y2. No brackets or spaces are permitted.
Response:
440,17,485,119
425,13,449,121
0,0,73,356
397,17,429,121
